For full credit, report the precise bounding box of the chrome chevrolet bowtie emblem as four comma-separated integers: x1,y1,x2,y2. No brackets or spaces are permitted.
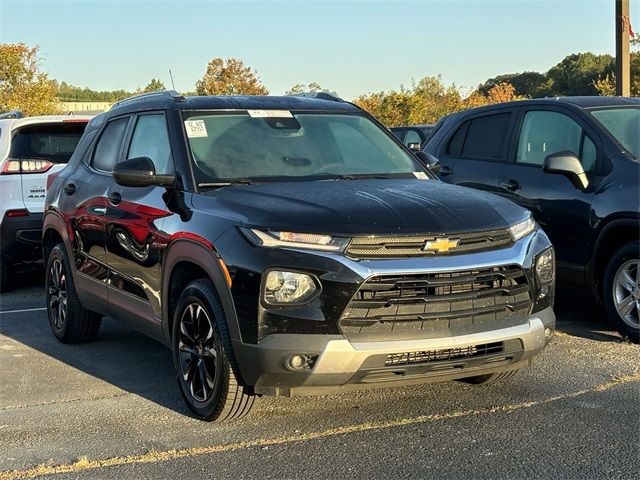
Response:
423,237,460,253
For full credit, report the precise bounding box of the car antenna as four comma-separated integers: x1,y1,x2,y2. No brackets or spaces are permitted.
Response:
169,69,176,91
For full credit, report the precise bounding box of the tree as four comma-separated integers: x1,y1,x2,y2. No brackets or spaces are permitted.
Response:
0,43,59,115
195,58,269,96
593,51,640,96
285,82,332,95
478,71,548,98
141,78,165,93
545,52,614,96
353,76,463,127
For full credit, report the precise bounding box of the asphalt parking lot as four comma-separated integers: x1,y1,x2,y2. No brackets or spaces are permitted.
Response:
0,267,638,480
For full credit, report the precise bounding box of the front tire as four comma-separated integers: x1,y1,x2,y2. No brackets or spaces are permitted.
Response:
45,244,101,343
172,279,254,421
603,241,640,344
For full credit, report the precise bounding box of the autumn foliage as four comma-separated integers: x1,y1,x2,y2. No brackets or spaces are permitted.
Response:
195,58,269,96
0,43,59,115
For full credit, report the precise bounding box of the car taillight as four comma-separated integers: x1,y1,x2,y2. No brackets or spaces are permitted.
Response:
4,209,29,218
1,159,54,175
47,171,60,191
1,160,21,174
21,159,54,173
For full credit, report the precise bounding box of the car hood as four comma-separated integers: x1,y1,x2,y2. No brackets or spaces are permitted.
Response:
193,179,529,236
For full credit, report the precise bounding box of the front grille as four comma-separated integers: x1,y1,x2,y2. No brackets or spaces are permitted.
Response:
345,228,513,259
339,266,531,339
385,342,503,366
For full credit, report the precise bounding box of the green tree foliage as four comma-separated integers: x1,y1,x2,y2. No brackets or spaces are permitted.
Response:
56,81,131,102
141,78,166,93
545,52,614,96
478,72,548,98
0,43,59,115
593,51,640,96
195,58,269,95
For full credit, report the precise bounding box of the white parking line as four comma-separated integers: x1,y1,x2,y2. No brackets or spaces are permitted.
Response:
0,307,46,315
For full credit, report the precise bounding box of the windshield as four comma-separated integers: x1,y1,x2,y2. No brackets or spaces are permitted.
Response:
590,107,640,159
183,111,422,185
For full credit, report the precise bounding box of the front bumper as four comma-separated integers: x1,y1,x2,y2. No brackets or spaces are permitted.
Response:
234,306,555,397
0,212,43,262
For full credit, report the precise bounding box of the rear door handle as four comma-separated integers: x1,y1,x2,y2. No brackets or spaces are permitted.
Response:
63,183,76,195
501,179,521,192
439,166,452,176
107,192,122,206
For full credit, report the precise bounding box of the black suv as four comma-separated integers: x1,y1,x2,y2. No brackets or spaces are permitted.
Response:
44,91,555,421
424,96,639,342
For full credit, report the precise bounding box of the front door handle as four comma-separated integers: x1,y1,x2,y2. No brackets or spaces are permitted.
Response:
439,166,453,176
107,192,122,206
501,179,521,192
63,183,76,195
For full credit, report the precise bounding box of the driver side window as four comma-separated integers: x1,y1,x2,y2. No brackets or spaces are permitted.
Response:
516,110,597,172
127,114,174,175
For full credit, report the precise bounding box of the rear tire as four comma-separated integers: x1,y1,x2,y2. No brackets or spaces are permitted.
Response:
172,279,254,421
0,258,10,293
603,241,640,344
459,369,520,385
45,244,101,343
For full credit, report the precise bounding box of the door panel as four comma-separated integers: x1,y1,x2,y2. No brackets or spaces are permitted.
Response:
104,112,176,322
436,111,513,193
499,108,597,282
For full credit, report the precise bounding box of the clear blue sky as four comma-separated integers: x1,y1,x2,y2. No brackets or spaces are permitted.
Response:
1,0,638,99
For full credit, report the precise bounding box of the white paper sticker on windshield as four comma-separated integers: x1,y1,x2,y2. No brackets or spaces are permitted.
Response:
413,171,428,179
184,120,208,138
247,110,293,118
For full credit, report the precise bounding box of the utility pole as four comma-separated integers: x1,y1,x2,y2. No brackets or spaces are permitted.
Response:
615,0,631,96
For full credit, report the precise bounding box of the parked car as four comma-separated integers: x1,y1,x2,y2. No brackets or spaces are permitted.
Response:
44,91,555,421
423,96,640,343
391,124,435,150
0,112,91,292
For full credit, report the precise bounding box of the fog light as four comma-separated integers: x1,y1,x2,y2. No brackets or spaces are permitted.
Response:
536,248,555,285
544,327,554,341
264,270,317,304
285,354,316,371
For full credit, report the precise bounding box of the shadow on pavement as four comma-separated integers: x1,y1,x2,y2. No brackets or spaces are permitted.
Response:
554,285,624,343
0,271,189,417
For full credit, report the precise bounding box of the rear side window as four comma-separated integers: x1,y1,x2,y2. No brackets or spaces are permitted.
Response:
92,118,128,172
461,113,511,160
9,122,87,164
127,114,174,174
447,121,468,155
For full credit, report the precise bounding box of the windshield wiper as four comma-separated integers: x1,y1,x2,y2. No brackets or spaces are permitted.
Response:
198,179,253,189
336,173,393,180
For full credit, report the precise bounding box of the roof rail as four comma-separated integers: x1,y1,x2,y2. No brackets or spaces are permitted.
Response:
0,110,25,120
112,90,186,108
290,92,345,103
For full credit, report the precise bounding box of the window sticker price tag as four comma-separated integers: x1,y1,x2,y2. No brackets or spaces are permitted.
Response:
184,120,208,138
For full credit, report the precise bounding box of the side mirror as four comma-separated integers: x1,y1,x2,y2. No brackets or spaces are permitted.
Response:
415,151,441,174
112,157,176,188
543,151,589,190
407,142,421,151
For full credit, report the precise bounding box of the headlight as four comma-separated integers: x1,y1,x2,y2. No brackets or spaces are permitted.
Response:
263,270,318,304
241,228,349,252
535,248,555,284
508,217,536,241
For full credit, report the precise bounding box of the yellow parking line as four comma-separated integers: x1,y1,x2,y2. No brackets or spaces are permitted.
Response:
1,373,638,480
